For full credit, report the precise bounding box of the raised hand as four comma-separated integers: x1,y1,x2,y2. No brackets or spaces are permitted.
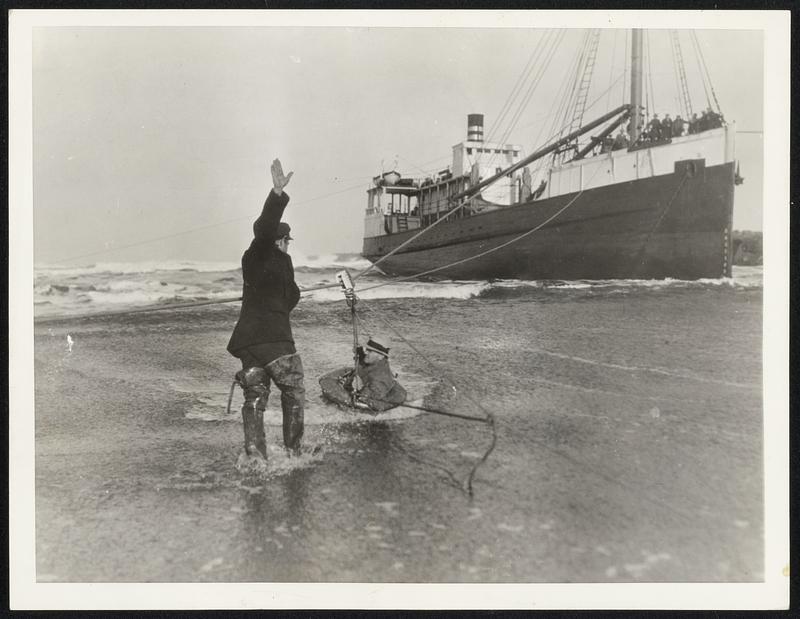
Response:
271,158,294,195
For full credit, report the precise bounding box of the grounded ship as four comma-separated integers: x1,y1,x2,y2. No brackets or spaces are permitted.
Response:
361,29,742,280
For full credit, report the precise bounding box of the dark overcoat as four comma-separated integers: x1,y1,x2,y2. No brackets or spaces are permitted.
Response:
355,357,407,412
227,190,300,355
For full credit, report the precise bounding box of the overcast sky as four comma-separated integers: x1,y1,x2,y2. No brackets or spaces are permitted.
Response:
30,18,765,265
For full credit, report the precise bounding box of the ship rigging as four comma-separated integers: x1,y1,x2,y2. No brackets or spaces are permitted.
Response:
361,29,739,281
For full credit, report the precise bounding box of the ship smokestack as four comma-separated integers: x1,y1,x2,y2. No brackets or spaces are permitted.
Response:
467,114,484,142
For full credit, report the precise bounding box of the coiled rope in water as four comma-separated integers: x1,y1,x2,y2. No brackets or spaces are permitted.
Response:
330,169,607,494
33,161,611,498
353,298,497,498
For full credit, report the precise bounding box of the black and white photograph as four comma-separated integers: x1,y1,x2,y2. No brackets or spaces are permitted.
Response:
9,9,789,610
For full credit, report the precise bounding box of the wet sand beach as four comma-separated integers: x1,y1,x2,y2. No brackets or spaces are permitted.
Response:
34,282,763,582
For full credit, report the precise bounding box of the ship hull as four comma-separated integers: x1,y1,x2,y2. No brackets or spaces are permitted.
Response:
362,159,735,280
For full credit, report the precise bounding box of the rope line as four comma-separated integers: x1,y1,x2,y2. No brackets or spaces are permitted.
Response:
356,296,495,497
339,160,607,492
355,161,606,293
606,30,618,114
635,170,690,268
386,437,465,493
394,402,488,423
33,280,345,324
36,115,615,326
487,30,566,172
691,31,723,114
37,138,605,325
690,32,713,111
34,294,245,324
533,70,625,182
351,307,484,420
348,301,490,492
669,30,682,117
622,30,629,108
552,30,590,160
352,264,701,512
646,31,657,115
352,197,471,281
483,30,552,157
51,180,370,265
546,34,586,167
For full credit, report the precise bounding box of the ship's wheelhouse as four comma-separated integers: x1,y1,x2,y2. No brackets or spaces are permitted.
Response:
364,114,524,240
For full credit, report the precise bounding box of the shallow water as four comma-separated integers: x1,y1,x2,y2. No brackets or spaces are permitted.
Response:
34,269,763,582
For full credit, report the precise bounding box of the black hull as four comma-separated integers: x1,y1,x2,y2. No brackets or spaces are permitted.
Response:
362,159,735,280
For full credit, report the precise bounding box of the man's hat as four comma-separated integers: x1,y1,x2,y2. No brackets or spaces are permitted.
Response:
275,222,293,241
365,337,390,357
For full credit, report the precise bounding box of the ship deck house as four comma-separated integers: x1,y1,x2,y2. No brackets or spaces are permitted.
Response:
364,114,524,237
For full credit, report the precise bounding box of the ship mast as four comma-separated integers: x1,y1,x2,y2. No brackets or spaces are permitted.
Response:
450,104,629,204
629,29,644,143
449,29,648,204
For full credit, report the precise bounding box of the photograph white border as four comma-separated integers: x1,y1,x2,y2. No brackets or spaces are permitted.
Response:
9,8,790,610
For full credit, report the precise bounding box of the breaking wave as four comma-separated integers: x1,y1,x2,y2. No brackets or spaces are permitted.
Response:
292,252,372,271
479,266,762,298
34,252,370,279
34,260,242,278
32,259,761,319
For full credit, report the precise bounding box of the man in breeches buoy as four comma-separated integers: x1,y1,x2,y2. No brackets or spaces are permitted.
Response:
350,336,407,412
227,158,305,460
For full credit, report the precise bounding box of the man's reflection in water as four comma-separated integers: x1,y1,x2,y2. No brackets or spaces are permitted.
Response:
238,467,313,582
234,420,419,581
338,421,401,494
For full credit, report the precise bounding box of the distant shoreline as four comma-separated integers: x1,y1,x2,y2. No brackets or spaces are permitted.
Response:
732,230,762,266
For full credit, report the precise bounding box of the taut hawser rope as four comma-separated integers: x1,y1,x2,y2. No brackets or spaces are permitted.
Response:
35,158,622,497
343,162,609,495
35,92,634,326
352,296,495,498
32,281,340,325
35,148,609,325
352,159,607,292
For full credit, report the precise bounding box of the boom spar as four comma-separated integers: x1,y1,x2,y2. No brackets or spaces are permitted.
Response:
450,103,630,204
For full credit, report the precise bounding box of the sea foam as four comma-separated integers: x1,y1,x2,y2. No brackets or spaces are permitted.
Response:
32,259,762,319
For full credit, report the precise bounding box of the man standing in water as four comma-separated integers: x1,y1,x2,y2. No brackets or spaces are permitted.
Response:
227,158,305,460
